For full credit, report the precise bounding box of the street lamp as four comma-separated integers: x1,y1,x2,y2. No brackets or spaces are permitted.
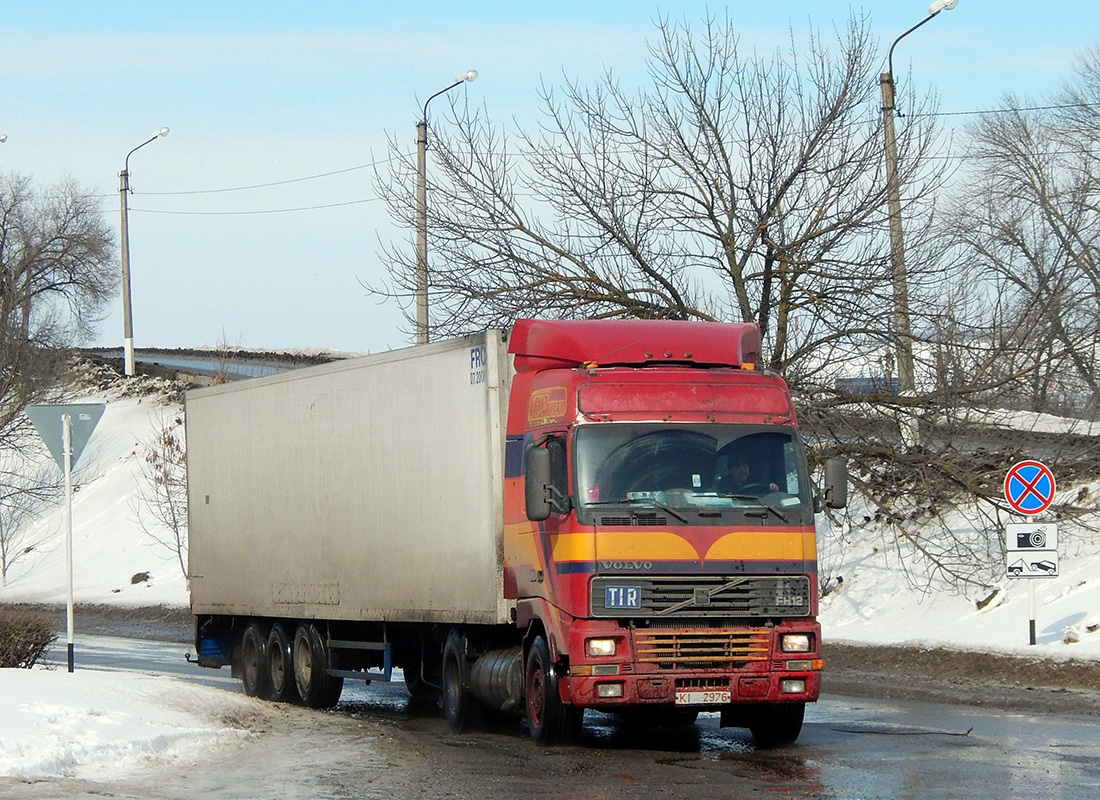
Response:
415,70,478,345
880,0,957,443
119,127,169,377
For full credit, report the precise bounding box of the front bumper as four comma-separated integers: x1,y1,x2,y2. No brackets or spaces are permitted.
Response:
563,668,821,708
560,620,822,710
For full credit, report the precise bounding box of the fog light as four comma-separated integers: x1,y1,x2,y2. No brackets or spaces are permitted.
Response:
596,682,624,698
781,679,806,694
781,634,811,653
586,638,617,657
786,659,812,670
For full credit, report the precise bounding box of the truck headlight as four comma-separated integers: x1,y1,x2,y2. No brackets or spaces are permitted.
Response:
586,638,617,657
781,634,811,653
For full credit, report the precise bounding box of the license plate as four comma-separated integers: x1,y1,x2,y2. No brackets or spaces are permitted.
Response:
675,690,731,706
604,586,641,609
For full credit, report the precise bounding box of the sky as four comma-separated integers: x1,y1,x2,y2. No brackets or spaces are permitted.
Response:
2,1,1099,353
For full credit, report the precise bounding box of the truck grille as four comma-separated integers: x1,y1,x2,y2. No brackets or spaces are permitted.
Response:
634,630,771,668
590,575,810,619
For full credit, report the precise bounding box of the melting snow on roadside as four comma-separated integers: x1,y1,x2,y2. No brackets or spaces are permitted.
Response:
0,668,259,781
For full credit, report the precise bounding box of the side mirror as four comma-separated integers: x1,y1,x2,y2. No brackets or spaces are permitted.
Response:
525,446,552,521
823,457,848,509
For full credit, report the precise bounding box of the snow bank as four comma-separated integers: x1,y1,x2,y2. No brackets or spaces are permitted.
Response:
818,488,1100,660
0,669,259,781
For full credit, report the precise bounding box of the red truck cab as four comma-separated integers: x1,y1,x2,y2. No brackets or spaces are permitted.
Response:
503,318,844,744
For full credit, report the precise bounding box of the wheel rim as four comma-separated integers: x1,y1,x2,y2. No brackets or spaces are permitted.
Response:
527,657,546,727
270,645,285,692
243,636,260,688
443,656,460,719
294,634,312,693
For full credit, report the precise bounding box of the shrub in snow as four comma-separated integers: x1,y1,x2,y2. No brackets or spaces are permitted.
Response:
0,606,57,667
1062,627,1081,645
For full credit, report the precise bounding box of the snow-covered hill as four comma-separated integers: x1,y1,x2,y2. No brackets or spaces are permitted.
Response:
1,378,189,607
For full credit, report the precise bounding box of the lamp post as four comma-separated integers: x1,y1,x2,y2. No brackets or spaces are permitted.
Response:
880,0,957,444
119,127,169,377
415,70,478,345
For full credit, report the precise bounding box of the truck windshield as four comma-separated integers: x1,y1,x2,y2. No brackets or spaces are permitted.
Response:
573,424,812,524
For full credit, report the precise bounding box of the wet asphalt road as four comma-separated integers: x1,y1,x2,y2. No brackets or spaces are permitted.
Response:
14,635,1100,799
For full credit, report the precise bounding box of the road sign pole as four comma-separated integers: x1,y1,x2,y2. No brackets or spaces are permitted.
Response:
1028,581,1037,646
23,402,106,673
63,414,75,673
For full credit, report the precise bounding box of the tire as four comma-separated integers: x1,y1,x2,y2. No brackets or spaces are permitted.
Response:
749,702,805,748
266,623,298,703
524,635,581,744
292,623,343,709
441,630,475,732
240,621,270,698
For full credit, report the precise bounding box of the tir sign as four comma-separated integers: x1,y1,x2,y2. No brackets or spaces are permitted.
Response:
604,586,641,609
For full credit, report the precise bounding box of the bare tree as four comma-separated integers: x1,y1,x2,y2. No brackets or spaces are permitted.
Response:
372,13,948,387
130,416,188,581
0,173,116,446
941,52,1100,418
0,458,61,586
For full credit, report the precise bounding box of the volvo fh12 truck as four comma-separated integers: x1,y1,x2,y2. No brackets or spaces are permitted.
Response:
188,318,846,745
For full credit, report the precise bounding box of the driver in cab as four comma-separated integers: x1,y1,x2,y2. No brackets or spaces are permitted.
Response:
718,457,778,496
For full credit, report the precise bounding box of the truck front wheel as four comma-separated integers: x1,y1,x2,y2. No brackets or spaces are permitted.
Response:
524,635,581,744
748,702,805,748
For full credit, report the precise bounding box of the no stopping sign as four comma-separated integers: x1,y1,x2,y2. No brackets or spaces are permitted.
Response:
1003,460,1056,516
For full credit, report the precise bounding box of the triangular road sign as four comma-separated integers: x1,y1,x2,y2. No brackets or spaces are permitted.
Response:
25,404,106,469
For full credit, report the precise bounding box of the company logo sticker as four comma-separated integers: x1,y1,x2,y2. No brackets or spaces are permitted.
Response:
528,387,568,426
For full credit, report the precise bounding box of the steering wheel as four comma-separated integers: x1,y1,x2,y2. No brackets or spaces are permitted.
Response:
733,482,773,496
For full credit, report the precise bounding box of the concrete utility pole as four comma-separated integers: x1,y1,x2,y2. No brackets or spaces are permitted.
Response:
880,0,958,444
415,71,478,345
119,127,169,376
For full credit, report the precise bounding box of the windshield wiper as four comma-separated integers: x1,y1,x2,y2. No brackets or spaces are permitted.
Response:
718,494,789,523
585,498,689,524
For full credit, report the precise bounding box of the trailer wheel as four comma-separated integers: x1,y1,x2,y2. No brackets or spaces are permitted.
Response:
525,635,581,744
266,623,298,703
748,702,805,749
240,622,270,698
292,623,343,709
441,630,476,732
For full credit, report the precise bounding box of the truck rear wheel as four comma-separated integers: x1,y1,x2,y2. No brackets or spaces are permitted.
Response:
441,630,475,732
748,702,805,748
524,635,581,744
240,621,270,698
266,623,298,703
292,623,343,709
